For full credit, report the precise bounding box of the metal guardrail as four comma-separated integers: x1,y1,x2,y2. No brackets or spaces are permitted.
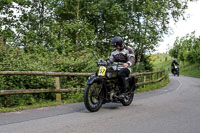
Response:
0,70,165,100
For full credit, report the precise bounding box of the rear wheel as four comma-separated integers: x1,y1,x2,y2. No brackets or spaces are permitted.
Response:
84,82,103,112
121,92,134,106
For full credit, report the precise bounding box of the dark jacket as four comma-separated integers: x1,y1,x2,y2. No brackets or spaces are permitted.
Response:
107,45,135,71
171,60,179,67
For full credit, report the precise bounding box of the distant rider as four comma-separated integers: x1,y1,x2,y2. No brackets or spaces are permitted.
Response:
171,59,179,74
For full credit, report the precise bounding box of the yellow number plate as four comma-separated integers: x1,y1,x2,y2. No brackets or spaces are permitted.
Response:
98,66,107,76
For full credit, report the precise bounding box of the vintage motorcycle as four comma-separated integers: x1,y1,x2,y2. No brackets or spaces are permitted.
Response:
84,61,138,112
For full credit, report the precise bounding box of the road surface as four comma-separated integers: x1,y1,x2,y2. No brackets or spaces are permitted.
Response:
0,75,200,133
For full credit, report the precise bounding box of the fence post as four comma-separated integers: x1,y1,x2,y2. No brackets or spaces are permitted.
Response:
144,75,146,88
157,71,159,79
161,71,164,83
55,77,61,101
159,71,161,78
152,73,154,81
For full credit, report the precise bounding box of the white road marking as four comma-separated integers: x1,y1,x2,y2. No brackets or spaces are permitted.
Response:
175,77,182,91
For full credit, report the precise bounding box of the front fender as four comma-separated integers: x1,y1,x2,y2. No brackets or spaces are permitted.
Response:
86,75,105,85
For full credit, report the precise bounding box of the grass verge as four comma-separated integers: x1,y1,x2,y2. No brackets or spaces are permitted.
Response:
0,90,84,113
135,74,169,93
0,101,63,113
180,63,200,78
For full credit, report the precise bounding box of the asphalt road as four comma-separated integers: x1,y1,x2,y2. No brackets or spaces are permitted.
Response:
0,75,200,133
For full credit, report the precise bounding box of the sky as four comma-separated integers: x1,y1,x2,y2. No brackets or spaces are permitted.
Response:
156,0,200,53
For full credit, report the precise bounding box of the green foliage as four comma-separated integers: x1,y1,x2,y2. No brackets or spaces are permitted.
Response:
179,62,200,78
153,52,200,78
169,32,200,64
169,40,180,59
133,54,153,72
0,0,189,61
0,44,96,107
151,53,172,72
136,73,169,93
62,90,84,103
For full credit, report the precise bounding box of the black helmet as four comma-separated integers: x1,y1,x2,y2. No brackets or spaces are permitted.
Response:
111,36,123,47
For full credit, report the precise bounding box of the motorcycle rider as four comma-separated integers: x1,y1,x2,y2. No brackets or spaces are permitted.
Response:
171,59,179,74
99,36,135,96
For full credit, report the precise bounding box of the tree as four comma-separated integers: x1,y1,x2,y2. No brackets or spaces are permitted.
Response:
127,0,188,69
0,0,190,71
169,32,200,65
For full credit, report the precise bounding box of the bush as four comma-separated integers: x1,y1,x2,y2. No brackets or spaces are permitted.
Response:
0,44,97,107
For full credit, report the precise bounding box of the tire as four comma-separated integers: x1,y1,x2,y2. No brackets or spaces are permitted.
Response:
84,83,103,112
121,92,134,106
173,70,176,76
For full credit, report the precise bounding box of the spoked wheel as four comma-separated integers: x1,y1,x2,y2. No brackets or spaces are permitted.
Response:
121,91,134,106
84,82,103,112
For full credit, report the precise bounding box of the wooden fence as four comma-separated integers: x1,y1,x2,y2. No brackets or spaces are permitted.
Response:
0,70,165,100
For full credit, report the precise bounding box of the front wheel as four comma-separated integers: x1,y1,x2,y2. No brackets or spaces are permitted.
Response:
121,92,134,106
84,82,103,112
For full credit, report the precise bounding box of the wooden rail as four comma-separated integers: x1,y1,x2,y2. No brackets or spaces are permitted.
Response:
0,70,166,100
0,70,165,76
0,71,92,76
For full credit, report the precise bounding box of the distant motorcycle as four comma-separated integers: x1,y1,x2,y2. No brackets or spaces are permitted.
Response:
84,61,138,112
172,65,179,76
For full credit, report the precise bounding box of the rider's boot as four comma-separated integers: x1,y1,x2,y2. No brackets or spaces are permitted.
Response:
117,77,129,99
